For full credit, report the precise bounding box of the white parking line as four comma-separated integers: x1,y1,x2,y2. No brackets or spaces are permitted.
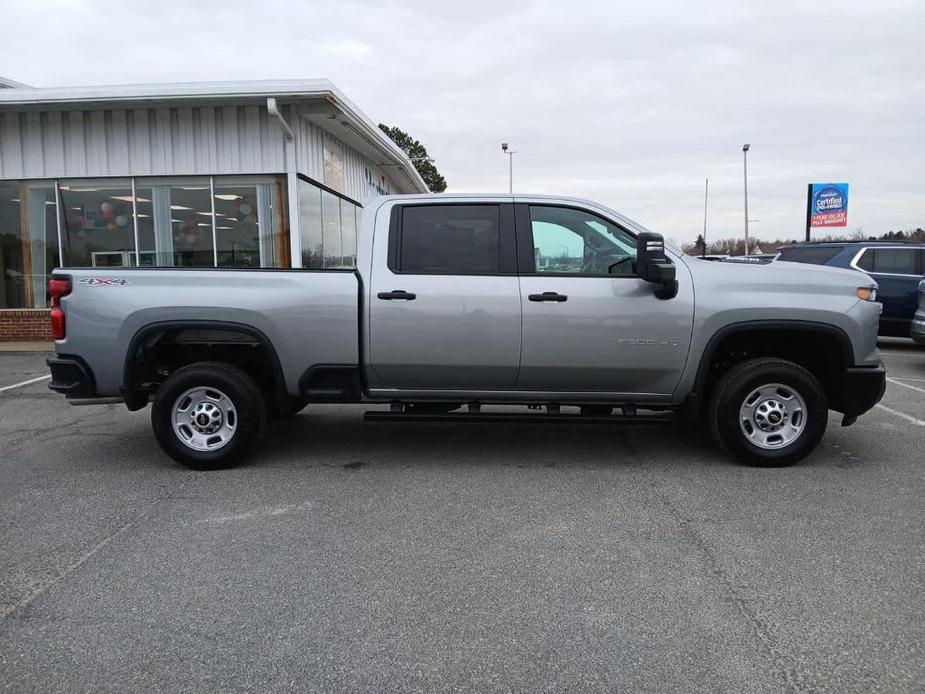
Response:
875,403,925,426
0,374,51,393
887,377,925,395
880,350,925,359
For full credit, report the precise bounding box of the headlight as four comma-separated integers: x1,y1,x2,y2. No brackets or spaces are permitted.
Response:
857,287,877,302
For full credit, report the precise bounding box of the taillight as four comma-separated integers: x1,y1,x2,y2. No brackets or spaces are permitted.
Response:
49,278,71,340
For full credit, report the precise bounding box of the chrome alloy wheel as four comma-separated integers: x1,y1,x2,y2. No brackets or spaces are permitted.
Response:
172,387,237,452
738,383,807,450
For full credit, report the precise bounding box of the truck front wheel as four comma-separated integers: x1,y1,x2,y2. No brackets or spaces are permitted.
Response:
709,358,828,467
151,362,266,470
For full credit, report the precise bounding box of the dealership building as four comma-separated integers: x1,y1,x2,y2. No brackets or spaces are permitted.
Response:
0,77,428,340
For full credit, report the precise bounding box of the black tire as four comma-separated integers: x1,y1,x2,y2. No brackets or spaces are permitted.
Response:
151,361,266,470
709,357,827,467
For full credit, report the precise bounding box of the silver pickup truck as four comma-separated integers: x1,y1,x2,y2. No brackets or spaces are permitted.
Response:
47,194,886,469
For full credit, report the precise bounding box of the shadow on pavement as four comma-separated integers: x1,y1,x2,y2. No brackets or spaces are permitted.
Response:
251,409,732,471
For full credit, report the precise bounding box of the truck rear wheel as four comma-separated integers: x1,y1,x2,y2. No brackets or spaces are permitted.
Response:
151,362,266,470
709,357,827,467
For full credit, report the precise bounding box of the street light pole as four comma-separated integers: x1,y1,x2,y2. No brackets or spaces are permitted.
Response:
742,143,750,256
501,142,517,194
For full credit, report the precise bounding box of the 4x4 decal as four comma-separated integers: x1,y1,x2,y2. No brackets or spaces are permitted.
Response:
77,278,131,287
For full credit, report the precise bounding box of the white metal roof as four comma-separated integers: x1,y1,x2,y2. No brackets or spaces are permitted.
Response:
0,75,31,89
0,79,428,193
0,78,339,106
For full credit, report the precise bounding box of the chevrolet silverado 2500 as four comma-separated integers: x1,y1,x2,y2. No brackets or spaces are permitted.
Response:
47,195,886,469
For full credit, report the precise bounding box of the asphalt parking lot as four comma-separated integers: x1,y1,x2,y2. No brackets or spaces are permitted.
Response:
1,342,923,693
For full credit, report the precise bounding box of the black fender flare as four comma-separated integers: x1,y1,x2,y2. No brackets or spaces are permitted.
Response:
121,320,289,412
683,319,856,419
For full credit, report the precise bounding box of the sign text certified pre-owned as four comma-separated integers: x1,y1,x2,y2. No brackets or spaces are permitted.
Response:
810,183,849,228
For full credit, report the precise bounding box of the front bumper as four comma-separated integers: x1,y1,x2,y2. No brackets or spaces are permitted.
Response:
47,355,95,398
838,361,886,418
912,314,925,346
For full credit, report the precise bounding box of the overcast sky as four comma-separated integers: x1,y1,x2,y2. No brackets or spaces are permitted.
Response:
2,0,922,245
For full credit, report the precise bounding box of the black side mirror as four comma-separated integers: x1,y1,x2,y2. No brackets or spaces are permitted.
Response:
636,232,678,300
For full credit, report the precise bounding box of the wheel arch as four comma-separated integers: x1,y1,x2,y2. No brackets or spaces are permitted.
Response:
121,320,289,412
686,319,855,419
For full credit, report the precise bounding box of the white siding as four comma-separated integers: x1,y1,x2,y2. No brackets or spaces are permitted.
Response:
0,105,287,179
294,116,325,182
0,103,406,204
293,115,398,204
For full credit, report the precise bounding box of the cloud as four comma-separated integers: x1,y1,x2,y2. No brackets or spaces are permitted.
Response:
1,0,922,242
318,38,373,60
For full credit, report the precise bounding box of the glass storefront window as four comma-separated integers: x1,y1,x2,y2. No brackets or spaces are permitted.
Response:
0,174,292,308
340,199,357,268
0,182,59,308
212,179,287,268
321,190,342,267
298,177,360,269
299,179,323,268
58,175,283,270
0,181,26,309
59,180,137,268
164,182,215,267
29,184,59,307
135,187,157,266
213,183,258,267
260,180,288,268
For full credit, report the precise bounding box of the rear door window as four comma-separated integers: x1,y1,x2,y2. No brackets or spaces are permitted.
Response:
856,248,923,275
776,246,843,265
395,205,501,274
873,248,920,274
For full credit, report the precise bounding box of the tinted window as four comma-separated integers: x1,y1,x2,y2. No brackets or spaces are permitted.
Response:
399,205,500,274
870,248,921,275
855,248,924,274
777,246,843,265
530,205,637,275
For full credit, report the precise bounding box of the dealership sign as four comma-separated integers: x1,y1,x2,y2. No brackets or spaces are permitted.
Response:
809,183,849,228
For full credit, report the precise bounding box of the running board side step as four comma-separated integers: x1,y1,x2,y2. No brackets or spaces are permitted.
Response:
363,411,674,425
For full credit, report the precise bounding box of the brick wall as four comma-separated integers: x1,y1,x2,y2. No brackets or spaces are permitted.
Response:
0,310,53,341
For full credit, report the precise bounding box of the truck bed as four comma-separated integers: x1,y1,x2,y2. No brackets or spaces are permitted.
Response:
55,268,360,397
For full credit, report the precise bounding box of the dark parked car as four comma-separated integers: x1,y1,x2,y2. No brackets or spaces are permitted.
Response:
912,279,925,345
778,242,925,337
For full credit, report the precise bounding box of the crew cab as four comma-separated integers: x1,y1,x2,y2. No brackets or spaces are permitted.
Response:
47,195,886,469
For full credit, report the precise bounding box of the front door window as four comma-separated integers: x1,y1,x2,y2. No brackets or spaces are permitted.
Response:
530,206,637,276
